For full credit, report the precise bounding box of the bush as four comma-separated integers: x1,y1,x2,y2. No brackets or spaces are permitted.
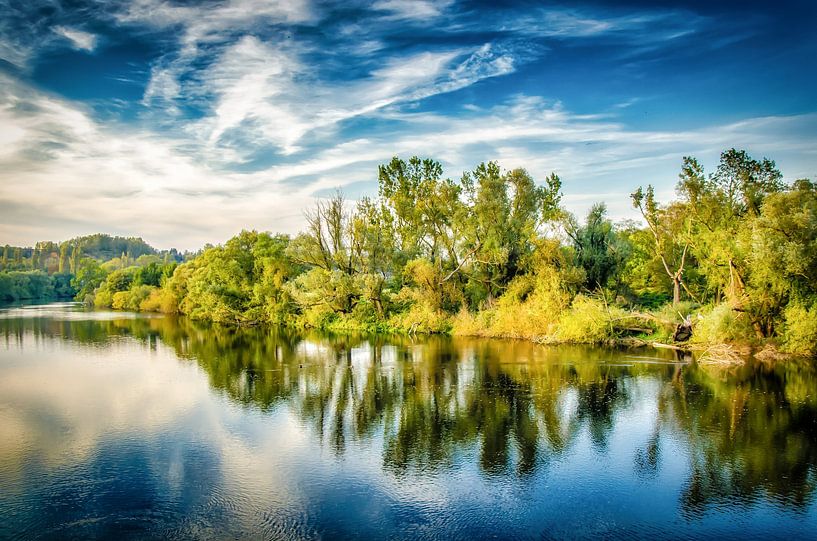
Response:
139,287,179,313
555,295,624,343
111,285,155,311
389,299,452,334
691,303,756,345
782,301,817,356
451,307,488,336
93,287,114,308
452,268,571,339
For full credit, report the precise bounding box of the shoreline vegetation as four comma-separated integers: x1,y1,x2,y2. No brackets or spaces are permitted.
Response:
2,149,816,361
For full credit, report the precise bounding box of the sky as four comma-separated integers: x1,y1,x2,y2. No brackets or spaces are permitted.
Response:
1,0,816,250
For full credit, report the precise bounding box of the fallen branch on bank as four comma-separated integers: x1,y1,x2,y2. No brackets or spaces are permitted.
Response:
652,342,689,351
696,343,745,365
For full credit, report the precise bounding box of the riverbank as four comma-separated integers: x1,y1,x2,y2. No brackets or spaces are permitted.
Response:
72,279,812,364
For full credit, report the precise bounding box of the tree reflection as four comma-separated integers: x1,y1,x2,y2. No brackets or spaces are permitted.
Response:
659,360,817,515
3,313,815,512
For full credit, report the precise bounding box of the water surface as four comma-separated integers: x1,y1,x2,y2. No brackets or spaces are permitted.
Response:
1,303,816,540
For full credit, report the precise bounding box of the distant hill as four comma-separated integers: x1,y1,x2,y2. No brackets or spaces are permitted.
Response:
66,234,158,260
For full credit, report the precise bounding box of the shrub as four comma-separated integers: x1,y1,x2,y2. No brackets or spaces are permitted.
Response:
555,295,625,344
139,287,179,313
451,307,488,336
453,268,571,339
111,291,129,310
782,301,817,356
389,299,452,334
111,285,155,311
691,303,756,345
93,287,114,308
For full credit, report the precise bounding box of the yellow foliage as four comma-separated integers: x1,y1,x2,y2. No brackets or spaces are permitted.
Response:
691,303,756,345
139,287,179,313
452,267,571,339
782,302,817,356
389,300,452,334
111,291,129,310
555,295,623,344
93,288,113,308
111,285,155,311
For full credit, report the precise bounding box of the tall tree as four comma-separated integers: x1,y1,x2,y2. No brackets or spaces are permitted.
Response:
565,203,625,291
70,242,82,274
58,243,70,274
677,150,784,335
461,163,561,306
631,186,691,305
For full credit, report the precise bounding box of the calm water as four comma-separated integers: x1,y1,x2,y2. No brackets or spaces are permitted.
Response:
1,303,816,540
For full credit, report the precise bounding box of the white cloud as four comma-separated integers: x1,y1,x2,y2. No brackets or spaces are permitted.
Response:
142,65,182,106
200,36,306,154
371,0,454,21
149,36,525,162
53,26,97,51
2,69,815,251
0,2,813,249
119,0,315,50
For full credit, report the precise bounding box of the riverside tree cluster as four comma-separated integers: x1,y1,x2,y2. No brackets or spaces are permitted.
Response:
2,149,815,356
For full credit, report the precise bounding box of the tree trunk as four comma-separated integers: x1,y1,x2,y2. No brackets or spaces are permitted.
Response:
672,276,681,306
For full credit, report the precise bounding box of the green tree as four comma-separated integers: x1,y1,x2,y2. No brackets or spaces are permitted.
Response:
58,243,70,274
677,150,784,336
565,203,626,291
746,179,817,343
631,186,692,305
180,231,295,324
460,162,561,306
378,156,447,260
71,258,108,303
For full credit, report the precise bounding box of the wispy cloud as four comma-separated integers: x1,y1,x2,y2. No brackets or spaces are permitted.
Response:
371,0,454,21
53,26,97,52
151,36,525,161
117,0,316,51
0,0,813,248
2,70,815,249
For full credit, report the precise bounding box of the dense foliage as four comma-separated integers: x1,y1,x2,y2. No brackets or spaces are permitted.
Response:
3,151,815,356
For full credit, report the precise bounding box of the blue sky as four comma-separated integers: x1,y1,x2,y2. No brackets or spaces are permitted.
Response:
1,0,816,249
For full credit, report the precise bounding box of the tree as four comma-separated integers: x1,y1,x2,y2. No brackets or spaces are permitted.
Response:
58,243,70,274
71,258,108,303
631,186,691,305
460,162,561,306
744,179,817,338
70,242,82,274
378,156,447,260
349,197,397,316
565,203,626,291
180,231,295,324
287,193,400,321
677,150,784,336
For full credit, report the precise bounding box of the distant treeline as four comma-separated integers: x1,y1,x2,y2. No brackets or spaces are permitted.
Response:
0,234,189,302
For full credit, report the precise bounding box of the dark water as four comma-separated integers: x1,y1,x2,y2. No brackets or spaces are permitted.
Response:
1,304,816,540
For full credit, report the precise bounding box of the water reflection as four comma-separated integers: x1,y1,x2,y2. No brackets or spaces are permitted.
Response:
1,307,816,539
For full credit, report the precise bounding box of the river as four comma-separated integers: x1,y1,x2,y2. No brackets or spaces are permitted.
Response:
1,303,815,540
